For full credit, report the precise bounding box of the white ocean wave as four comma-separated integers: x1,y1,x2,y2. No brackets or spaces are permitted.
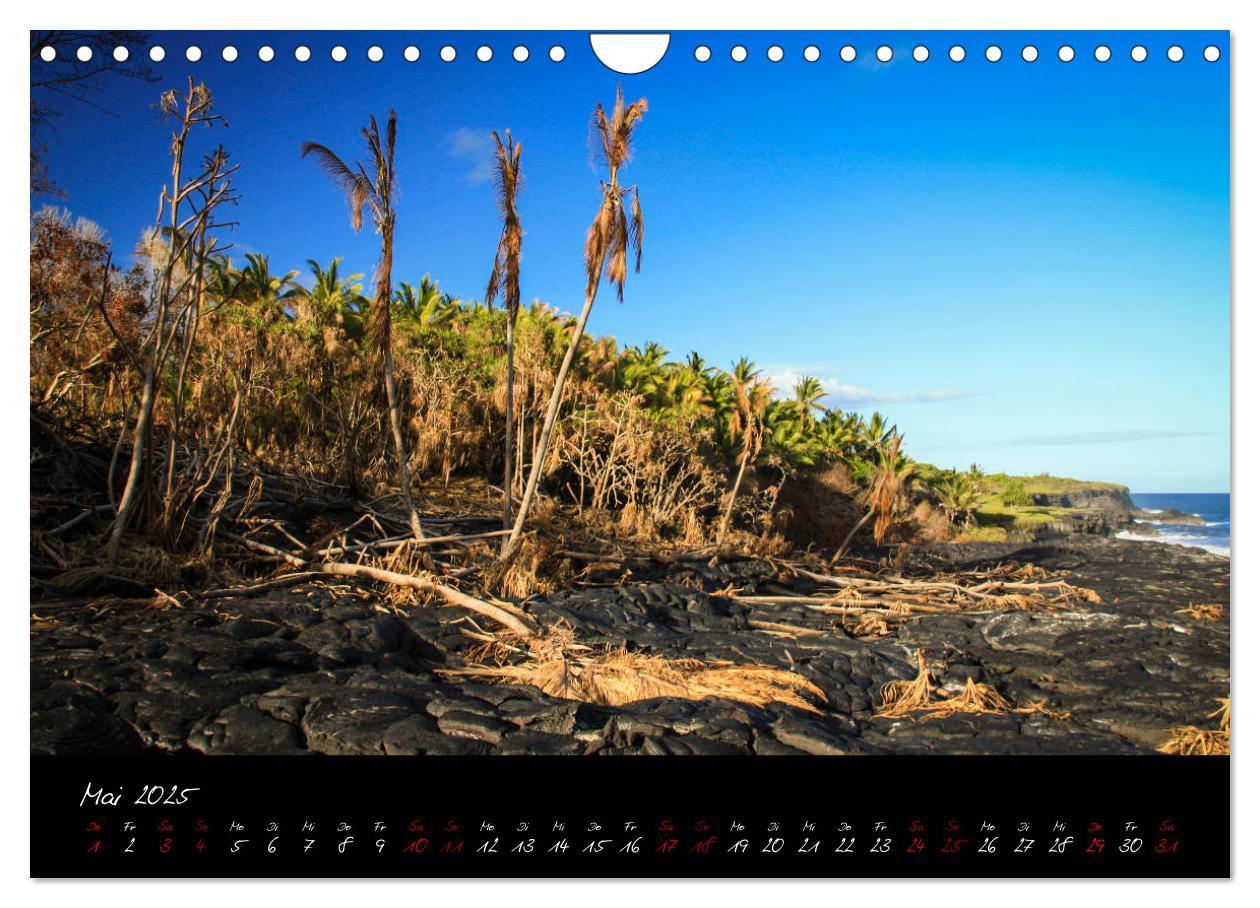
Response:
1115,530,1230,558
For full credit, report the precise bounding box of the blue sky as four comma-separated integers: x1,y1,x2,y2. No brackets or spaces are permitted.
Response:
31,30,1230,491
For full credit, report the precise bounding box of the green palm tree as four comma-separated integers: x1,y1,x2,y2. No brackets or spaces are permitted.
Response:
760,408,816,529
302,109,424,539
230,253,300,329
500,85,647,564
817,408,860,461
935,471,981,527
485,129,524,531
305,257,366,341
716,358,772,544
621,341,669,399
791,375,827,432
394,275,456,339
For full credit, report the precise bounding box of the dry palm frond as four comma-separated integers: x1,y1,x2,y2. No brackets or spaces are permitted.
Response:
1015,700,1073,721
1175,603,1224,622
844,614,892,639
485,129,523,318
876,650,938,717
986,593,1050,611
875,649,1065,723
1159,697,1230,755
585,85,648,301
444,623,825,713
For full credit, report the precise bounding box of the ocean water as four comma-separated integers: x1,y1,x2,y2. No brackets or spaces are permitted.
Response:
1121,493,1231,558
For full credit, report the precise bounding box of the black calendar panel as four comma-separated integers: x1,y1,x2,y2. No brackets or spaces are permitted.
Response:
32,755,1228,877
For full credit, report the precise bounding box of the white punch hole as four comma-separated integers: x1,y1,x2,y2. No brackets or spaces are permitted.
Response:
985,45,1002,62
913,45,929,62
549,45,566,62
221,46,237,62
1058,45,1075,63
1204,45,1220,62
949,45,965,62
1022,45,1038,62
150,46,166,62
404,46,421,62
840,45,857,63
876,45,893,62
367,46,384,63
1167,45,1184,62
1095,45,1111,62
767,45,784,62
331,46,347,63
113,46,129,62
731,45,748,62
1131,45,1148,62
258,45,275,63
803,45,820,62
589,33,668,73
477,46,493,62
295,46,311,62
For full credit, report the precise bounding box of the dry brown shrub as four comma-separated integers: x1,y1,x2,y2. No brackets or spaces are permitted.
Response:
909,500,953,543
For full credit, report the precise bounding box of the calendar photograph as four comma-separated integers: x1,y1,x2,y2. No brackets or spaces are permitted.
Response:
27,27,1230,877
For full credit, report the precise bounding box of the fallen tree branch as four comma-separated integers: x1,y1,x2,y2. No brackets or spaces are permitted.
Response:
196,562,539,638
309,562,539,637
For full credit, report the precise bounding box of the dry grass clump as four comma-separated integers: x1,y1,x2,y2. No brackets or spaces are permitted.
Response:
443,622,826,713
1175,603,1224,622
875,650,1069,722
1159,698,1230,755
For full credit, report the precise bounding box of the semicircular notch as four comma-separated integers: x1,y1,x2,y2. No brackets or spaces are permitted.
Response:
589,33,671,74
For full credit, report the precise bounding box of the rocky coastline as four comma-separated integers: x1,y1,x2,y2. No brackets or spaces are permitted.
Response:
31,534,1229,757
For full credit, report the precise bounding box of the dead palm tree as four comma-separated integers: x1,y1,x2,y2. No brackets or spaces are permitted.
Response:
302,110,423,539
830,431,913,563
498,85,646,564
485,129,523,532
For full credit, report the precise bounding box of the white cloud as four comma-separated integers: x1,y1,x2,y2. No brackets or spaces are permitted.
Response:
764,366,977,408
443,127,494,185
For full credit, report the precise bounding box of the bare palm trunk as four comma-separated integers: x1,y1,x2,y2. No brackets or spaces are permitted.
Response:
375,220,423,541
382,336,423,540
829,508,874,566
499,289,596,563
502,315,516,530
716,448,751,545
106,364,157,563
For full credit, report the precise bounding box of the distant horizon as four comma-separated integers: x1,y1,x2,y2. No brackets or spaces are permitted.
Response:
30,29,1230,491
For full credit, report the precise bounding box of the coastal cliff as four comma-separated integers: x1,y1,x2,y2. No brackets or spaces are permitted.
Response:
956,474,1204,544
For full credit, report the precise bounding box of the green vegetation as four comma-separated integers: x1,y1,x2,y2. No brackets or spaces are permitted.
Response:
30,77,1126,587
30,79,931,581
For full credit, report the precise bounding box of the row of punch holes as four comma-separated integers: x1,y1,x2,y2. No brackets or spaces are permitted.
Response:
38,42,1222,65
